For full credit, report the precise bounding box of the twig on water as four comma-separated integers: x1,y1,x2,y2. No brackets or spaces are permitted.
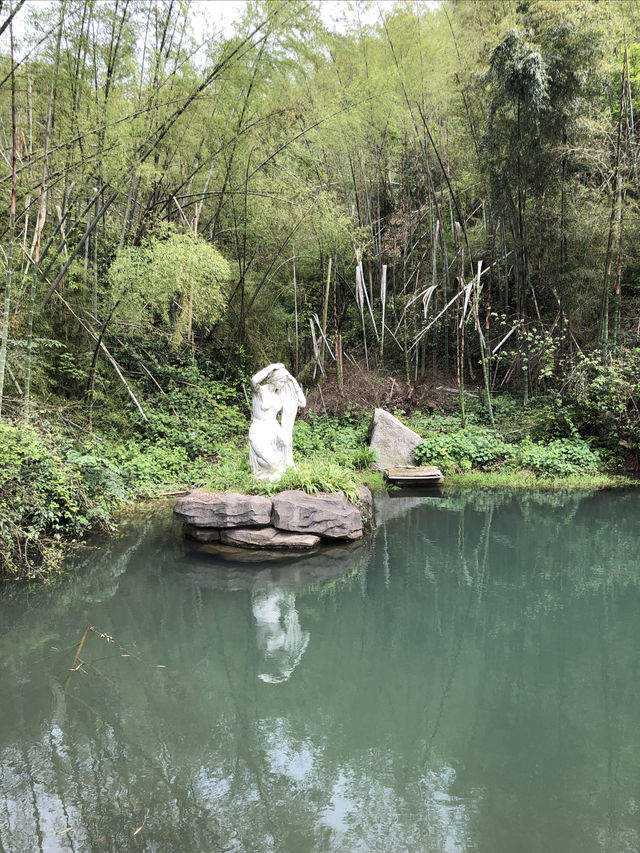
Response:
63,625,92,694
133,809,150,837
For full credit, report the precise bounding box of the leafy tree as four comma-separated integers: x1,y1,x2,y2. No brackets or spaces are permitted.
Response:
108,227,230,348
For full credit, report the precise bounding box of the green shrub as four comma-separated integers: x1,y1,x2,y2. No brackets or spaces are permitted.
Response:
134,366,248,460
293,412,371,469
103,442,192,493
564,350,640,447
0,423,116,578
413,420,601,477
414,426,514,473
108,227,231,350
515,437,601,477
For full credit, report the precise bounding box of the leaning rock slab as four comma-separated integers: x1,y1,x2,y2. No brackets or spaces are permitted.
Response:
220,526,320,550
369,408,422,470
174,490,272,527
271,490,363,540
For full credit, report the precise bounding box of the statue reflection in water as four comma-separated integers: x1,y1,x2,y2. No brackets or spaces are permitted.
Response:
252,590,310,684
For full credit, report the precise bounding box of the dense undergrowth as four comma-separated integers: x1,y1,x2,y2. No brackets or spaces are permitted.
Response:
1,355,637,580
411,414,602,478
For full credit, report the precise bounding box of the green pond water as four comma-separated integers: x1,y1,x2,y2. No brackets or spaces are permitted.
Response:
1,489,640,853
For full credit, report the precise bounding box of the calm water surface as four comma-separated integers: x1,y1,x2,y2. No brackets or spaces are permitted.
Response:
1,489,640,852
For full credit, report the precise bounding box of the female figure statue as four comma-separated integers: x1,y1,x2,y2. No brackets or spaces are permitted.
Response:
248,363,306,480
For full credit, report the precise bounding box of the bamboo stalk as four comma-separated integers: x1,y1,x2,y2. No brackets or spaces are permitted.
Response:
0,15,17,419
333,257,342,391
293,254,299,375
601,52,626,362
380,264,387,359
320,256,331,367
613,178,626,358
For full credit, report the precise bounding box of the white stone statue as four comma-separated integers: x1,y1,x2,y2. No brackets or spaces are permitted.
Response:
248,363,306,480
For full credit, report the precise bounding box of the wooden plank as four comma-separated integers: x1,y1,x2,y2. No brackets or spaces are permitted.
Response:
385,466,444,486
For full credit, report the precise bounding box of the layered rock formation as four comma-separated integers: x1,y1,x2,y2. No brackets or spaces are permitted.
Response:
174,487,373,553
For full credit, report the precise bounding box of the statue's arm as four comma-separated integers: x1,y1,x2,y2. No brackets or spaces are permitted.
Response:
289,375,306,407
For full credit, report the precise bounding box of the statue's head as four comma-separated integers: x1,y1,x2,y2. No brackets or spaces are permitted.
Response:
270,367,289,390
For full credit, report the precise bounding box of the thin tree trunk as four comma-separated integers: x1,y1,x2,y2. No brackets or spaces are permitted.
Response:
380,264,387,361
601,53,626,363
474,261,494,424
612,180,626,358
453,220,465,426
0,16,18,419
290,254,298,374
333,257,342,391
320,256,331,368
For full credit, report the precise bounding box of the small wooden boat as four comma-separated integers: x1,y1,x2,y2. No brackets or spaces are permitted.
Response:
385,466,444,486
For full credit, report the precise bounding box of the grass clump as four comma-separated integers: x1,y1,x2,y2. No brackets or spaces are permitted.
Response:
199,439,382,503
445,471,634,491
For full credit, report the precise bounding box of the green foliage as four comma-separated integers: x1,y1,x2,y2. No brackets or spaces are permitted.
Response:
139,379,248,462
413,417,601,477
279,459,361,503
0,422,119,578
0,360,250,578
108,227,231,348
516,437,600,477
92,355,250,479
293,411,374,469
199,443,257,495
198,442,365,503
564,350,640,445
414,425,514,473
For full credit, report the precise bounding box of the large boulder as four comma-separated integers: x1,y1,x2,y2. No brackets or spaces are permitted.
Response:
174,490,272,527
369,408,422,470
220,526,320,550
271,490,363,540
